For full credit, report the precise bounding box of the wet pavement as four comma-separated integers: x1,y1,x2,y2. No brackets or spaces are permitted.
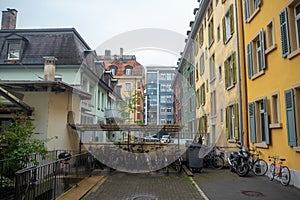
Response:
83,168,300,200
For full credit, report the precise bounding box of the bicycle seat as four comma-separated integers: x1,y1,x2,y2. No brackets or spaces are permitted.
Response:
280,158,286,161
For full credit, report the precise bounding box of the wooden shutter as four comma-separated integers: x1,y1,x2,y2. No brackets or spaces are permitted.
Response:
224,59,229,89
249,102,256,143
232,52,237,85
230,4,234,35
244,0,249,22
263,97,270,144
226,107,230,139
260,30,266,70
247,43,253,78
222,17,226,44
279,8,290,58
234,103,239,140
284,89,297,146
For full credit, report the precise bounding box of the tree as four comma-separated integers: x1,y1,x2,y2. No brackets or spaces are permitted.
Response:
0,113,47,169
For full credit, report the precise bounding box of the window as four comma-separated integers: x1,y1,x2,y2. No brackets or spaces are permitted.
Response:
224,52,237,89
167,107,172,113
125,83,131,91
200,83,206,106
207,1,213,18
284,86,300,147
218,65,222,82
125,66,133,75
196,63,199,81
160,73,166,80
199,24,204,47
247,30,266,79
279,1,300,58
209,54,216,82
222,5,234,44
196,89,200,108
210,90,217,117
226,103,239,140
7,41,20,60
166,119,172,124
265,20,276,53
249,97,270,145
199,115,207,134
208,18,214,47
200,53,205,76
161,107,166,113
220,108,224,124
97,90,101,110
110,66,117,76
244,0,261,22
270,92,282,128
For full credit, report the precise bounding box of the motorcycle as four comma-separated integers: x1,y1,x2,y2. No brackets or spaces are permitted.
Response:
228,142,250,177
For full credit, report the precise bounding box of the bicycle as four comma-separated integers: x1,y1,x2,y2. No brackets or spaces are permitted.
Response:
248,148,268,176
168,148,183,173
268,155,291,186
203,146,224,170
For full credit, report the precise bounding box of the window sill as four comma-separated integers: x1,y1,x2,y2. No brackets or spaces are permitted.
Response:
247,8,260,23
224,35,233,45
254,142,269,149
269,123,282,129
251,70,264,80
265,44,277,55
293,146,300,152
208,40,215,49
210,77,216,84
228,139,237,143
287,48,300,60
226,84,235,91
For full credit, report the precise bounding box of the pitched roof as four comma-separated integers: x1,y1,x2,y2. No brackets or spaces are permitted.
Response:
0,28,91,65
104,59,144,76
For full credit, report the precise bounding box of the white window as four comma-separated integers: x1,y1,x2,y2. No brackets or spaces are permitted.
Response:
7,42,20,60
209,54,216,82
226,104,239,140
125,66,132,75
295,2,300,48
270,92,282,128
210,90,216,117
244,0,261,22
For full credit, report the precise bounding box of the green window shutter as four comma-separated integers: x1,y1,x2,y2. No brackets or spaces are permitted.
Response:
232,52,237,85
249,102,256,143
222,17,226,44
244,0,249,22
279,8,290,58
284,89,297,146
263,97,270,144
247,43,253,78
226,107,230,140
260,30,266,70
224,60,229,89
234,103,239,140
230,4,234,35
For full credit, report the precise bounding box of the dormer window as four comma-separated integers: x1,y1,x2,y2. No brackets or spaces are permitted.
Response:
125,65,133,76
109,65,117,76
7,41,21,60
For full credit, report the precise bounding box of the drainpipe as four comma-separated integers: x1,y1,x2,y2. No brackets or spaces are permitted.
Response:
235,0,247,146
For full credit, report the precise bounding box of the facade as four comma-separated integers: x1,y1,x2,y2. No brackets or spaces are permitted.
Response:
145,66,177,125
99,49,145,125
0,9,120,150
240,0,300,188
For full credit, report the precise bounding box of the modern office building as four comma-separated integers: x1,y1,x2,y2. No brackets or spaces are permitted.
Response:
145,66,177,125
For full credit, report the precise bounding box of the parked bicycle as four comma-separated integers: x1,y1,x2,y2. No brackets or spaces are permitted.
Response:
203,145,224,170
268,155,291,186
167,148,183,173
248,148,268,176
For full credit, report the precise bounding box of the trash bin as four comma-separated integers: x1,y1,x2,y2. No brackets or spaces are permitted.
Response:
186,143,203,172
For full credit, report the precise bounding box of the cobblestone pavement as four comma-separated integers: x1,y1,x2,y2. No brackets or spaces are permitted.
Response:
84,168,300,200
85,170,203,200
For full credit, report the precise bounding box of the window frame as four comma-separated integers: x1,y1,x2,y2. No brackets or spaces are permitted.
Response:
270,91,282,128
265,19,277,54
7,41,21,60
209,54,216,83
226,103,239,141
208,18,215,48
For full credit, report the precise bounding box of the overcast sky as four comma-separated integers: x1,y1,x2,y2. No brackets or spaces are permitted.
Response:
1,0,199,66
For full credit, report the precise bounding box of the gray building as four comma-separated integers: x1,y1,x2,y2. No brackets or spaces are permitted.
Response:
145,66,177,125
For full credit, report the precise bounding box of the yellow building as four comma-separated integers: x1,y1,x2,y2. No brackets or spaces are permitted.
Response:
188,0,242,152
241,0,300,188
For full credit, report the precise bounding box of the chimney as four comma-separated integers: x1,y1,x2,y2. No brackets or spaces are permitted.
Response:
105,50,111,60
120,48,124,58
43,56,57,81
1,8,17,30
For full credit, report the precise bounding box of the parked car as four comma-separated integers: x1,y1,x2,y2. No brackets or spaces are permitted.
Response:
143,136,160,142
160,135,170,143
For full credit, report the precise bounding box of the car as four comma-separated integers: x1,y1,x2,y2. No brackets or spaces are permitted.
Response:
143,136,160,142
160,135,170,143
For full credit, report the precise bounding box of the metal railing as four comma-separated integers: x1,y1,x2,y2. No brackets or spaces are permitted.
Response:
14,152,93,200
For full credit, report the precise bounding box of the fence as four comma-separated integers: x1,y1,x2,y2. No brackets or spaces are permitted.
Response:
14,152,93,200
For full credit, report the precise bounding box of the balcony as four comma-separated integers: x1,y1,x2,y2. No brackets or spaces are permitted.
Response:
105,109,123,120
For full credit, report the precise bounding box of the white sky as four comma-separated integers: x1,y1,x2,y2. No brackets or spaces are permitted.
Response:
1,0,199,66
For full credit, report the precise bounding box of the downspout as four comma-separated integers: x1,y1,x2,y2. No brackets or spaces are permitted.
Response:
235,0,246,146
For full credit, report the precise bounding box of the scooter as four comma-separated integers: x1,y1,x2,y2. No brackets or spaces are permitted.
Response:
228,142,250,177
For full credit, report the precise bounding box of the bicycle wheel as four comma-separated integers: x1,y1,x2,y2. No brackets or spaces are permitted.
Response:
280,166,291,186
269,163,275,181
253,159,268,176
212,155,224,170
174,159,182,173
